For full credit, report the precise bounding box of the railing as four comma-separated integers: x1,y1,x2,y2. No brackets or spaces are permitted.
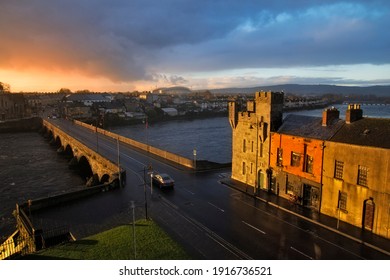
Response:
0,231,34,260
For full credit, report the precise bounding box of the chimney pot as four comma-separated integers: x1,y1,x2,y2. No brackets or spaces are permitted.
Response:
322,107,340,126
346,104,363,124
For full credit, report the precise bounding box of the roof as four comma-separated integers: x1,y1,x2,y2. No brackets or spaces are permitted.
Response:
278,114,344,140
330,118,390,149
66,94,109,102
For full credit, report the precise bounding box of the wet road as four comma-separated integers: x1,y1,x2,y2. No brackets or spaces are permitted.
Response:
33,119,390,259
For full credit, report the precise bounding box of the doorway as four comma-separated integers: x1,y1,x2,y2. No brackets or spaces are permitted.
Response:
363,198,375,231
303,184,320,210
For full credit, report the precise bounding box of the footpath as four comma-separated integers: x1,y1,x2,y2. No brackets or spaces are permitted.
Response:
220,177,390,257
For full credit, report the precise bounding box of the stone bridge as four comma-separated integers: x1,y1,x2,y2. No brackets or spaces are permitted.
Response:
42,119,122,186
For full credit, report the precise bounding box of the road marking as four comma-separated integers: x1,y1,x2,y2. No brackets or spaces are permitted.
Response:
208,202,225,213
242,221,266,235
121,152,146,167
290,246,313,259
183,188,195,195
160,196,179,210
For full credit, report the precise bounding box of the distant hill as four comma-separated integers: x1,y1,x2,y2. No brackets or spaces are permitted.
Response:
209,84,390,97
153,86,192,94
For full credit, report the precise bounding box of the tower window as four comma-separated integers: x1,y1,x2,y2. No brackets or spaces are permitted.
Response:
260,142,263,157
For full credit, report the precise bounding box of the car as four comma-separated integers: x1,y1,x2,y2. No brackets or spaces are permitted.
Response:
151,172,174,189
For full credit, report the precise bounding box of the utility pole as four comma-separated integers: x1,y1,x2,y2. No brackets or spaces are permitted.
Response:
117,137,121,188
193,148,197,170
130,201,136,259
143,167,148,219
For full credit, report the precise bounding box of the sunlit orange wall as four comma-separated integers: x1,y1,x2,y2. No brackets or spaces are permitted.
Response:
270,133,324,184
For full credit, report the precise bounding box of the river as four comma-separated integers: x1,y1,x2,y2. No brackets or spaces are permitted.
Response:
1,103,389,240
0,132,85,240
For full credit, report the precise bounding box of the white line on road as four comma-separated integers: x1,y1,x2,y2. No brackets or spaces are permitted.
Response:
183,188,195,195
242,221,266,235
208,202,225,213
290,246,313,260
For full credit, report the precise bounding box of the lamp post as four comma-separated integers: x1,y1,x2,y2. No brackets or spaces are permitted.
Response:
130,200,136,259
193,148,197,170
95,122,99,153
150,172,153,195
143,167,148,219
117,137,122,188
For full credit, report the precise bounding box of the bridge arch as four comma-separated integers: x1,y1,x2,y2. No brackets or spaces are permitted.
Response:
64,144,74,159
78,156,93,181
100,174,110,184
54,136,62,148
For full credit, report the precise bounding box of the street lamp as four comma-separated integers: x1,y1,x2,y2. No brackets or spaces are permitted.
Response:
117,137,122,188
130,200,136,259
193,148,197,170
143,167,148,219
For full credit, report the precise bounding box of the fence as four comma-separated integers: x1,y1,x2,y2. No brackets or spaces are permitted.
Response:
0,204,74,260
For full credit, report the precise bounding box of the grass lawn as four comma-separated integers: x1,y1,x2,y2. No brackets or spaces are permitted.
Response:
26,219,191,260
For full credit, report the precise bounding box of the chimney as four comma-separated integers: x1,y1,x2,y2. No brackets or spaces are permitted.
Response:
322,107,340,126
346,104,363,124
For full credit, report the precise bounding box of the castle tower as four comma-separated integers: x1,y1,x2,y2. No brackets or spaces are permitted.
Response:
229,91,284,193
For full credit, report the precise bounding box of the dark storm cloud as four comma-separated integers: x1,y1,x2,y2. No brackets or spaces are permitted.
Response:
0,0,389,82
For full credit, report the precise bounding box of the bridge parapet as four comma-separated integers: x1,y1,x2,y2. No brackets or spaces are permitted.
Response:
42,119,122,184
74,120,195,169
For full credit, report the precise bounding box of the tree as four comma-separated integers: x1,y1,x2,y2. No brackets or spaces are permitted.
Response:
58,88,72,95
0,82,11,93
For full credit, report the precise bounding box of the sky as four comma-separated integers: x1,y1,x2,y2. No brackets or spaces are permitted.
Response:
1,0,390,92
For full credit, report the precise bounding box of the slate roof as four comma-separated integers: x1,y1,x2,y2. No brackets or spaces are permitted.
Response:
278,114,344,140
66,94,109,102
330,118,390,149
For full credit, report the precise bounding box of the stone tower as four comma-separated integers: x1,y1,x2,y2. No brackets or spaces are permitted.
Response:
229,91,284,193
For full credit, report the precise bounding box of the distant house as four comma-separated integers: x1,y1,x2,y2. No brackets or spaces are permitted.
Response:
161,107,178,117
0,93,27,120
100,102,125,114
63,102,92,120
64,94,111,106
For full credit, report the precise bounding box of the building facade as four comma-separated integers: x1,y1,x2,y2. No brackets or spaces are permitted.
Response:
322,106,390,238
230,94,390,239
229,91,284,193
0,93,27,120
270,109,344,210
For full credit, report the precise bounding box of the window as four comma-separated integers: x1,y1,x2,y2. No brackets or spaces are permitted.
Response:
260,142,263,157
250,162,253,174
357,165,368,186
305,155,313,174
251,141,254,153
334,160,344,179
291,152,301,167
243,139,246,153
276,148,283,166
338,191,347,211
242,162,246,175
